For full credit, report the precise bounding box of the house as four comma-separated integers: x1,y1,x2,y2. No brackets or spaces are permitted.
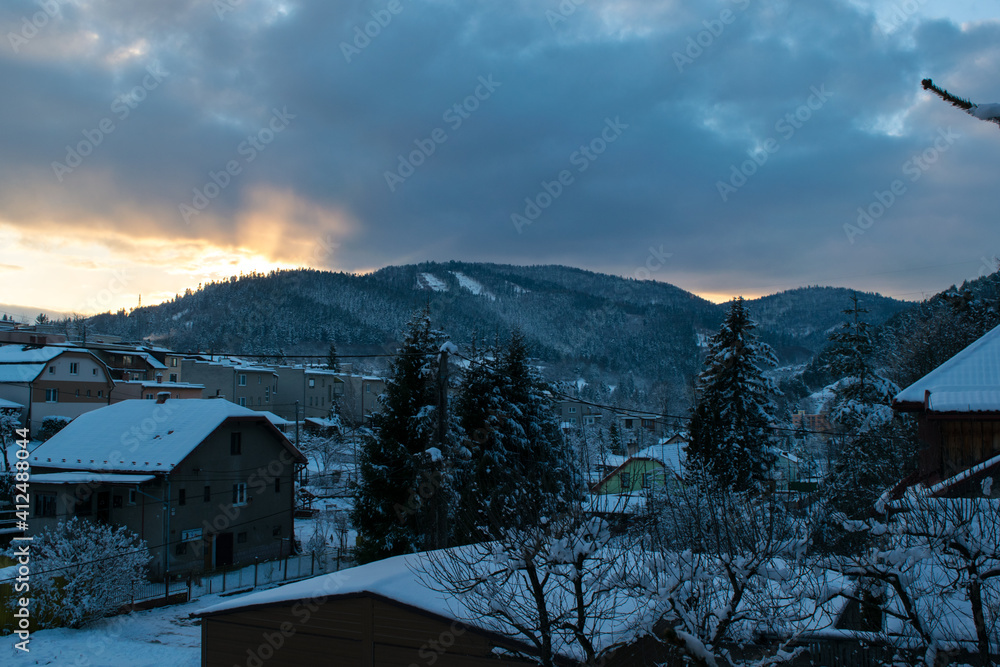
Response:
616,411,665,453
109,379,205,403
0,345,115,430
591,439,685,496
556,399,603,429
27,397,306,579
81,342,168,382
264,366,347,421
181,358,278,409
336,373,385,425
892,322,1000,497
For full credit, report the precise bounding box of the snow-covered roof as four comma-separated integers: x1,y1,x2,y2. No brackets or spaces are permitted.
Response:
257,410,292,427
118,380,205,389
0,398,23,409
632,441,685,476
29,399,296,473
894,323,1000,412
0,345,87,383
585,492,648,514
196,545,647,659
31,472,156,485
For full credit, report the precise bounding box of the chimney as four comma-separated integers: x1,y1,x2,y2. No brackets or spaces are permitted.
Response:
156,392,170,404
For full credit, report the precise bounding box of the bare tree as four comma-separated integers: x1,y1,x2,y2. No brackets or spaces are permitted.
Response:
828,493,1000,666
415,509,640,666
632,481,830,666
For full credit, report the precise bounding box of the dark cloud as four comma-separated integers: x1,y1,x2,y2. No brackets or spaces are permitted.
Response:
1,0,998,300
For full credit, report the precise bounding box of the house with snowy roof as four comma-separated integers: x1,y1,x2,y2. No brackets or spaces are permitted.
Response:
892,322,1000,497
591,439,686,497
27,396,306,579
0,344,115,430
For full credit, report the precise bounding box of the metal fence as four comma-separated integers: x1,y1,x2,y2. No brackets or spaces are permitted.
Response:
0,548,354,633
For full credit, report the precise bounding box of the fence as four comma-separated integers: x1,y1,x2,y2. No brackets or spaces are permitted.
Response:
0,548,354,634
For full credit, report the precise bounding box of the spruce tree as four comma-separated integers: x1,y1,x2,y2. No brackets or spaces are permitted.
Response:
686,297,779,491
454,329,580,542
819,294,916,552
352,308,463,563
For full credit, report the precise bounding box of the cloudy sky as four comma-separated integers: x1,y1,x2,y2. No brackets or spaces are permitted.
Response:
1,0,998,315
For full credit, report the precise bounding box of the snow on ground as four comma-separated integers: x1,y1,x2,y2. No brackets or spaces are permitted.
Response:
451,272,496,300
1,594,205,666
416,272,448,292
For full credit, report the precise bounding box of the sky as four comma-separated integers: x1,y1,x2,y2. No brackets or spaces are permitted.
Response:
0,0,998,316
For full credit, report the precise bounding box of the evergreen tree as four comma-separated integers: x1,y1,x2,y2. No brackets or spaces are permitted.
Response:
686,297,779,491
818,294,917,552
454,329,581,543
352,309,463,563
608,419,625,456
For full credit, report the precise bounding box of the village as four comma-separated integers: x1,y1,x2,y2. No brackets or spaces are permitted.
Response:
0,294,998,666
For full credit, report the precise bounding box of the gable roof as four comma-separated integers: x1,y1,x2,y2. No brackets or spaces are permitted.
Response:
0,345,86,383
30,399,304,473
894,323,1000,412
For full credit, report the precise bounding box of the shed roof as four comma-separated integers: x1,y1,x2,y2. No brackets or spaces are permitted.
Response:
894,323,1000,412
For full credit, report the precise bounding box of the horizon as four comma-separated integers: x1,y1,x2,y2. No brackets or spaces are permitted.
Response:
0,258,965,322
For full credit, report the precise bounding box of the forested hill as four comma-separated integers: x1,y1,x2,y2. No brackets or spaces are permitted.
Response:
80,262,908,405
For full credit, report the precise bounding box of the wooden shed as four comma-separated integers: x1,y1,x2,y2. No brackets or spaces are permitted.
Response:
893,322,1000,496
196,550,564,666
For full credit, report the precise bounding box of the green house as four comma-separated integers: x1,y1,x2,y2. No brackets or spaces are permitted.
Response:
592,441,685,495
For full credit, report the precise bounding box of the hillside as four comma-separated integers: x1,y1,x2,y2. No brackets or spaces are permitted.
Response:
78,262,909,411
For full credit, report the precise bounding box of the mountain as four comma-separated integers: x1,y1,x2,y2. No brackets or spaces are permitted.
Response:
75,262,909,411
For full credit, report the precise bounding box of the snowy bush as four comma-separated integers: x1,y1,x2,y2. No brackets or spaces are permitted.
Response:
11,517,150,628
36,416,71,443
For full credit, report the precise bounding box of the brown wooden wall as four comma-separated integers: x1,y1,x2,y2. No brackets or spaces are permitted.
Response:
938,419,1000,477
202,594,539,666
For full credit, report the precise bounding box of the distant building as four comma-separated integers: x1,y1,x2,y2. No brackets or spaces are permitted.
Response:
556,399,603,429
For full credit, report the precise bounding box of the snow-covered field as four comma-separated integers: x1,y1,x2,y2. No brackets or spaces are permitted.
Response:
1,594,208,666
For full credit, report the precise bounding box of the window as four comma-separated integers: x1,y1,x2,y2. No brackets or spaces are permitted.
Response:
113,495,123,508
238,374,247,386
175,542,188,556
619,472,631,489
128,489,136,505
642,472,654,489
232,483,247,506
568,406,577,414
45,388,59,403
97,390,103,398
169,373,177,383
92,368,97,376
69,362,79,375
258,375,262,384
272,526,282,537
145,393,154,400
265,387,270,402
624,419,634,429
366,384,371,393
230,433,242,455
86,389,91,397
36,494,56,517
584,416,596,425
274,477,281,493
239,397,246,407
204,486,211,503
178,489,186,506
569,417,577,424
308,378,315,388
48,366,54,374
237,531,248,544
642,419,654,430
75,389,80,397
171,357,178,367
